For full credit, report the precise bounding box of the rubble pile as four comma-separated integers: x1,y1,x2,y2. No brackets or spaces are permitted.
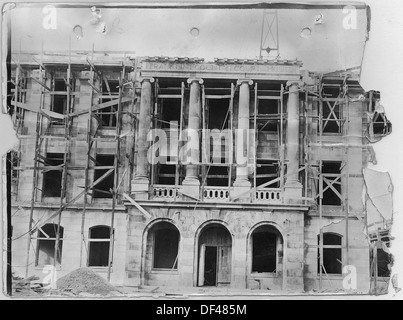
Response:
12,274,48,295
56,268,121,296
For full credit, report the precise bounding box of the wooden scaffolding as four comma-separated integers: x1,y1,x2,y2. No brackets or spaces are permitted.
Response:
10,47,137,282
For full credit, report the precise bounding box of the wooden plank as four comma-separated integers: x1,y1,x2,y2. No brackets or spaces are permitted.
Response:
228,83,235,194
70,97,132,117
157,94,182,99
174,82,185,201
205,95,231,99
201,84,207,200
90,97,131,113
40,135,66,140
41,109,65,120
198,244,206,286
122,193,152,219
11,101,39,113
217,246,231,284
257,96,281,100
253,83,258,190
31,76,51,91
91,137,117,142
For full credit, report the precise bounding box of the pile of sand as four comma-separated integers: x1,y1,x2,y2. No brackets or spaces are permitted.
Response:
56,268,120,296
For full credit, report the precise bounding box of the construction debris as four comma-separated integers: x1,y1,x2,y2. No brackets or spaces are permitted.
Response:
12,273,46,295
56,268,121,296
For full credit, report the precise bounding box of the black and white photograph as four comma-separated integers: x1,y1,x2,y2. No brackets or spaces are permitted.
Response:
1,0,402,303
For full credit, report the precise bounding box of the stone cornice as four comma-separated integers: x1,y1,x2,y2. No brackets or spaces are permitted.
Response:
123,199,311,212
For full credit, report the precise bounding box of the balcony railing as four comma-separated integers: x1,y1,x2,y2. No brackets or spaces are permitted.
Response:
254,188,282,204
152,185,178,200
151,185,283,204
202,186,231,202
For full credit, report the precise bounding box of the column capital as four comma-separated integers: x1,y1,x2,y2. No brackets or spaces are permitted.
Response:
187,78,204,85
286,80,304,89
140,77,155,84
237,79,254,86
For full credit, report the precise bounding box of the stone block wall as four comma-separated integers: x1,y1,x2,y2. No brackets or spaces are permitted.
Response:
125,205,306,292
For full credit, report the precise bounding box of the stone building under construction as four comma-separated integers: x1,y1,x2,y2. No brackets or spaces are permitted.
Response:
7,51,392,293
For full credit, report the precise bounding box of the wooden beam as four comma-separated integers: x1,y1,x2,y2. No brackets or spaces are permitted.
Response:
70,97,132,117
11,101,39,114
157,94,182,99
122,193,152,219
205,95,232,99
32,57,47,70
87,80,102,93
31,76,51,91
41,109,65,120
257,96,281,100
253,82,258,190
228,83,235,195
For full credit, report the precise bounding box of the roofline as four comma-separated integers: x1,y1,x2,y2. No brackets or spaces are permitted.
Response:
12,2,369,10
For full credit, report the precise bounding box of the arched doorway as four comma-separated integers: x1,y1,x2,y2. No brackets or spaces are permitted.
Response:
197,223,232,287
248,224,284,290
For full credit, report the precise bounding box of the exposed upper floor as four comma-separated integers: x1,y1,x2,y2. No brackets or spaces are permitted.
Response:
8,52,391,214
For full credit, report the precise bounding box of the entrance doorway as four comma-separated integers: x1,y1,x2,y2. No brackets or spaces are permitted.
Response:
197,224,232,287
203,246,217,286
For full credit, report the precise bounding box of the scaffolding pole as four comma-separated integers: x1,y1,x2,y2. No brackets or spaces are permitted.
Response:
304,88,309,206
107,61,126,282
373,243,378,295
25,58,46,278
280,84,285,199
201,84,206,201
343,76,350,267
228,83,235,196
54,52,73,269
174,82,185,201
79,56,97,268
318,78,324,291
127,58,139,194
253,83,258,191
13,65,21,132
17,51,133,278
150,79,158,193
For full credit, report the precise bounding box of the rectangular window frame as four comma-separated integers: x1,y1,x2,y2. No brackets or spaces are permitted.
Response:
42,153,64,198
317,161,343,207
320,98,344,135
88,237,112,268
92,154,115,199
97,78,120,128
317,234,344,276
256,97,280,133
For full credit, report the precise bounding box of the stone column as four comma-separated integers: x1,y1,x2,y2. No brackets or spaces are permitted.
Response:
182,79,203,199
233,80,253,200
284,81,303,201
132,77,154,199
